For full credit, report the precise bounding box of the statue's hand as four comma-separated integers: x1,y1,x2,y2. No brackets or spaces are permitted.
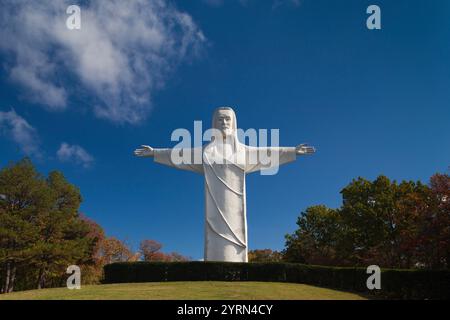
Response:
296,143,316,155
134,145,154,157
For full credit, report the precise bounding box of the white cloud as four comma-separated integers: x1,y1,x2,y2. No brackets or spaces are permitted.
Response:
57,143,94,168
0,0,205,124
0,109,41,157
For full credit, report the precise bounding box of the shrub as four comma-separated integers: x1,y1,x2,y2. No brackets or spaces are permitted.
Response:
103,261,450,299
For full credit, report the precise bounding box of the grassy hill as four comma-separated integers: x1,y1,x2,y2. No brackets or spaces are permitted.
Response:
0,281,367,300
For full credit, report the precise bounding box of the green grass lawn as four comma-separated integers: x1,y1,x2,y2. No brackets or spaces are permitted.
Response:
0,282,367,300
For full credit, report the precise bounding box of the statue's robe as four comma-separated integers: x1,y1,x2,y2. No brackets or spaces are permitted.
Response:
153,142,296,262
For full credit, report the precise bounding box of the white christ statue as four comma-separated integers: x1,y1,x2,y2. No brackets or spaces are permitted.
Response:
134,107,315,262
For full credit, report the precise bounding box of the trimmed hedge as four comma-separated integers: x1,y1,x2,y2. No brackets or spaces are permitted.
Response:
103,261,450,300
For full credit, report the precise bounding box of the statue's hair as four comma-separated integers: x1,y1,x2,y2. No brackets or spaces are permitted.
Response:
215,106,233,111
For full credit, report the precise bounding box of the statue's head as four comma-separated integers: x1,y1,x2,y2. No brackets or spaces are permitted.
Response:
212,106,237,137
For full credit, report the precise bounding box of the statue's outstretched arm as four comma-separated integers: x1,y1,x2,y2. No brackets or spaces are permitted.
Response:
134,145,203,174
134,145,154,157
245,143,315,174
295,144,316,155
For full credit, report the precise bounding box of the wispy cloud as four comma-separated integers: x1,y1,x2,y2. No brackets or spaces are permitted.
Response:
0,109,41,157
0,0,205,124
57,143,94,168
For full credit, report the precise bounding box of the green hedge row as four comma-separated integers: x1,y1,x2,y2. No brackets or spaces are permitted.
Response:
103,261,450,299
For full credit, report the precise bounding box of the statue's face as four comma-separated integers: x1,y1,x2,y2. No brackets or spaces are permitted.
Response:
215,109,234,136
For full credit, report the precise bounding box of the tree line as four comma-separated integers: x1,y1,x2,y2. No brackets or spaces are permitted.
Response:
0,159,189,294
283,173,449,269
1,158,448,292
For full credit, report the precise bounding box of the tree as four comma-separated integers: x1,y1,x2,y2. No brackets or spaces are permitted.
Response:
167,252,190,262
139,239,190,262
284,205,341,265
31,171,93,289
416,173,450,269
0,159,45,293
284,173,450,269
248,249,283,262
338,176,439,268
0,159,99,292
139,240,162,261
0,158,194,293
77,214,106,284
99,237,134,264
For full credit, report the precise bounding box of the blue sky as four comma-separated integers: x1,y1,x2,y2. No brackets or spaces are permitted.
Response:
1,0,449,260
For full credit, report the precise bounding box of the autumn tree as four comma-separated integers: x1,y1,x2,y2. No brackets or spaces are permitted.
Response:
139,239,162,261
0,158,193,293
338,176,435,267
167,252,190,262
139,239,190,262
99,237,134,264
284,173,450,269
248,249,283,262
78,214,106,284
416,173,450,268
